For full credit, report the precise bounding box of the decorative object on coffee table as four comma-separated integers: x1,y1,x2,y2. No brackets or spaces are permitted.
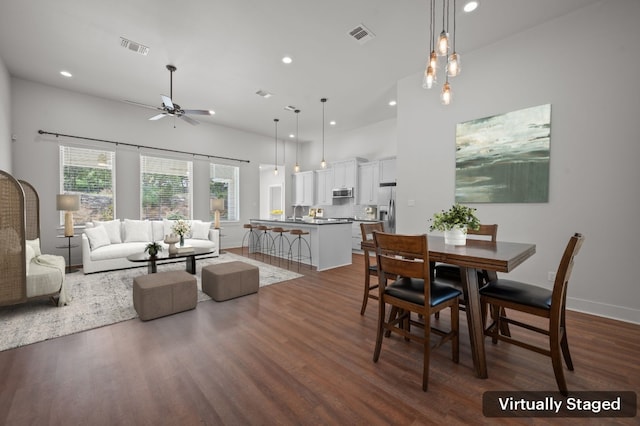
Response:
144,241,162,257
172,219,191,247
164,234,180,254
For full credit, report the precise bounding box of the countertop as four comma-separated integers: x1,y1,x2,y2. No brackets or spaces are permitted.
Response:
251,218,352,225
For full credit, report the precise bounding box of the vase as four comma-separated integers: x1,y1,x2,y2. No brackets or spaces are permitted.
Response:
444,226,467,245
180,235,184,247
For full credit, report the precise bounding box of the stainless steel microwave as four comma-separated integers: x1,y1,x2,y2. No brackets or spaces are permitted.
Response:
332,188,353,198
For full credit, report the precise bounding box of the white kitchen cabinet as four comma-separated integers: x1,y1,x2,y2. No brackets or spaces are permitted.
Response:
379,157,397,183
332,158,365,189
292,171,315,206
357,161,379,205
315,168,333,206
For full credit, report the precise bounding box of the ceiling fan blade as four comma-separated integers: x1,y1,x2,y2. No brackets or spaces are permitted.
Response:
149,113,167,121
161,95,174,110
124,100,163,111
179,115,200,125
183,109,214,116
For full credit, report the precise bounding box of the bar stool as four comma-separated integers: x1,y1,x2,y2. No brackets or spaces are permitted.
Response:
270,227,290,267
241,224,259,257
288,229,312,271
256,225,276,263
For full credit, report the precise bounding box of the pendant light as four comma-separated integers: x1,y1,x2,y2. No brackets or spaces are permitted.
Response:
423,0,437,89
437,0,449,56
294,109,301,173
441,77,452,105
273,118,279,176
447,0,461,77
320,98,327,169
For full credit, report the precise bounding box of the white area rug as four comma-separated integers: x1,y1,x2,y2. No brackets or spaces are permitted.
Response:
0,253,301,352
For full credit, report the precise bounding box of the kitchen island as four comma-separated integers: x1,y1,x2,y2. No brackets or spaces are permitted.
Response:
250,219,352,271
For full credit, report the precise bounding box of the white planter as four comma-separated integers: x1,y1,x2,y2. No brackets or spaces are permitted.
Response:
444,227,467,245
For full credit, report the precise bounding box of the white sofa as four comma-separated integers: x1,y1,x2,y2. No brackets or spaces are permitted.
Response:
81,219,219,274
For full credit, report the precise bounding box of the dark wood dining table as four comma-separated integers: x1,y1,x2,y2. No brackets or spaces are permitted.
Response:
361,235,536,379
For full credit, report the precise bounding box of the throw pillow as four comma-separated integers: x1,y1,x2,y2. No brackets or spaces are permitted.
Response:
124,219,152,242
94,219,122,244
163,219,176,238
84,226,111,250
26,238,42,256
191,221,212,240
25,243,35,274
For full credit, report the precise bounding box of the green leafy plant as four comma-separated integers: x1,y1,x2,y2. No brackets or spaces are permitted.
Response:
144,242,163,257
429,203,480,232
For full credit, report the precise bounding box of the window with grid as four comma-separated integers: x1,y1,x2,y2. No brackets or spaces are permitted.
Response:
60,146,115,226
210,163,239,222
140,155,193,220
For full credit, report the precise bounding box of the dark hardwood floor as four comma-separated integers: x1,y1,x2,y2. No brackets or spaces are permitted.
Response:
0,248,638,425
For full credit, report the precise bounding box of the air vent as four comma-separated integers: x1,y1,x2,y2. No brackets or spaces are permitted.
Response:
348,24,375,45
120,37,149,56
284,105,297,111
256,90,273,98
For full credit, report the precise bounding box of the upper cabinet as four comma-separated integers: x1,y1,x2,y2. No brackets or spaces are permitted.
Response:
379,157,397,183
331,157,366,189
315,169,333,206
292,171,315,206
357,161,379,205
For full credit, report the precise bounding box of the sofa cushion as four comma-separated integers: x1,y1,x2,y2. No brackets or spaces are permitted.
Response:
151,221,164,242
191,220,212,240
90,241,147,261
26,238,41,256
124,219,152,242
94,219,122,244
85,225,111,250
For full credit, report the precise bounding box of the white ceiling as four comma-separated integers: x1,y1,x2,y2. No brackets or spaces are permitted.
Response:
0,0,600,143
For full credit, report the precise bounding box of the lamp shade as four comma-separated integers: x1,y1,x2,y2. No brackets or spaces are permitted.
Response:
56,194,80,211
210,198,224,211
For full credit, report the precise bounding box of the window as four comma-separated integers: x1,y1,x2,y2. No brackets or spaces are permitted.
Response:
140,155,193,220
210,163,239,221
60,146,115,225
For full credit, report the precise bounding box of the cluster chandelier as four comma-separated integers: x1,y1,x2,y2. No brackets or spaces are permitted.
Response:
423,0,461,105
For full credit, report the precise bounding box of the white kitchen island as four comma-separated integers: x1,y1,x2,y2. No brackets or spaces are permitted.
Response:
250,219,352,271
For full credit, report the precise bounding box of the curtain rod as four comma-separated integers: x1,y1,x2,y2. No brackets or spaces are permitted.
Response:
37,130,250,163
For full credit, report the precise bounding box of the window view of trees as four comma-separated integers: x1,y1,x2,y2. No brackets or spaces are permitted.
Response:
141,156,192,220
210,164,239,222
60,146,114,225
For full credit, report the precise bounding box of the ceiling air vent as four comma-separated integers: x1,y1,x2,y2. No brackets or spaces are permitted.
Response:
284,105,297,111
256,90,273,98
348,24,375,45
120,37,149,56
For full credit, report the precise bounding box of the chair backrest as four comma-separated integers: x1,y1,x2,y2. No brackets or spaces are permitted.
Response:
18,180,40,241
0,170,27,305
468,224,498,242
360,221,384,242
550,233,585,318
373,232,431,299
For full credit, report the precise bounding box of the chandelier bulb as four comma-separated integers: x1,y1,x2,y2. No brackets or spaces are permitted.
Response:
274,167,279,176
321,159,327,169
437,31,449,56
294,163,300,173
441,81,452,105
447,52,461,77
423,65,436,89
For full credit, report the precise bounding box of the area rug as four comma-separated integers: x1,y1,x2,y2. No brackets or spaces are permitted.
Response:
0,253,302,352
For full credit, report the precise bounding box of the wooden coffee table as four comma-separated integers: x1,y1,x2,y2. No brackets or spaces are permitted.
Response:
127,247,215,274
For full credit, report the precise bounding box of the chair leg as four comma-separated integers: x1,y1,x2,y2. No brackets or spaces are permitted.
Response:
360,273,371,316
373,298,386,362
560,310,574,371
550,329,568,396
490,304,500,344
451,303,460,364
422,311,431,392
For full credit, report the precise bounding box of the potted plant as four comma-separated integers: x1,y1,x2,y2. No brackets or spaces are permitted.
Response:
429,203,480,245
172,219,191,247
144,242,163,257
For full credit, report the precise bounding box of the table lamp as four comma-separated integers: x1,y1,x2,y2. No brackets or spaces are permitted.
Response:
210,198,224,229
57,194,80,237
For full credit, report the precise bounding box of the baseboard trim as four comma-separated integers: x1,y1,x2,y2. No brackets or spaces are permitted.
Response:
567,297,640,325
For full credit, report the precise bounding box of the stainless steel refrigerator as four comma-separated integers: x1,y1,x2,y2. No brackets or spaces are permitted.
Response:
378,182,396,233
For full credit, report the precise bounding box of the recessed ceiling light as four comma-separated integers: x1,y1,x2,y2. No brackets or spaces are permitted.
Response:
289,134,295,138
208,110,215,115
329,121,336,126
60,70,72,78
388,100,397,106
282,56,292,64
256,90,273,98
464,1,479,12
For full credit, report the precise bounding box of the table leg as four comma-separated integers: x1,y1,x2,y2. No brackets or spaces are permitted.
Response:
485,270,511,337
148,259,157,274
186,255,196,274
460,267,488,379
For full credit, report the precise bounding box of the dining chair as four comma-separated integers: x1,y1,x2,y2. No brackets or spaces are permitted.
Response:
479,233,585,395
434,224,498,320
372,231,461,391
359,221,385,315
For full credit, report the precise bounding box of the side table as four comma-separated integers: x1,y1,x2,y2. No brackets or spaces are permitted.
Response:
56,234,79,273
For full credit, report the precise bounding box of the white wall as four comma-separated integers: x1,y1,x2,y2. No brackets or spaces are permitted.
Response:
0,55,11,172
10,77,297,265
396,0,640,323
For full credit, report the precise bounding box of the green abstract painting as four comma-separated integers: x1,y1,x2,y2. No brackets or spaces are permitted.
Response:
455,104,551,203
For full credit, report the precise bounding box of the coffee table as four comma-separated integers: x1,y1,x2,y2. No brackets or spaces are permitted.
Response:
127,247,215,274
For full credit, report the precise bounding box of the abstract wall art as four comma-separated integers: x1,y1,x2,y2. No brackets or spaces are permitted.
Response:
455,104,551,203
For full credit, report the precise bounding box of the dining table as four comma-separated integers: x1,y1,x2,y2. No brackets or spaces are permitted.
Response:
361,235,536,379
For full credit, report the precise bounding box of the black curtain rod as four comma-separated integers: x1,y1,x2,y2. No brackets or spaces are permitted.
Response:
37,130,250,163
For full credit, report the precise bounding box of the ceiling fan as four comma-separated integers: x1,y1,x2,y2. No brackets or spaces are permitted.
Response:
126,64,214,126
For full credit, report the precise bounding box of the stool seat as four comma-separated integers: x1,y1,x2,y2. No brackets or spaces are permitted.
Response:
289,229,309,236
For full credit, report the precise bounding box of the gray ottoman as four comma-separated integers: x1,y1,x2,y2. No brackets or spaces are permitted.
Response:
133,270,197,321
202,261,259,301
